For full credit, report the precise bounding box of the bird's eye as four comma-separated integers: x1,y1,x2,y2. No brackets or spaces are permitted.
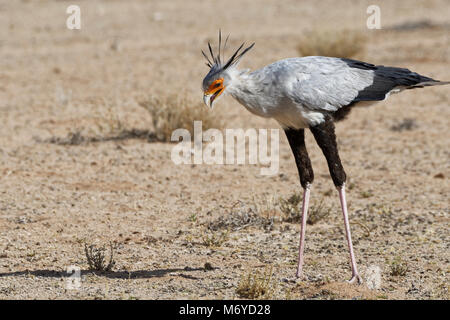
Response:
214,82,221,88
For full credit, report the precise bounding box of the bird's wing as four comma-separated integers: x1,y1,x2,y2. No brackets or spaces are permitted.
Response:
280,57,437,112
281,57,375,112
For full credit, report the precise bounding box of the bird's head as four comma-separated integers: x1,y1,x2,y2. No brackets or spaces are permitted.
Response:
202,32,254,109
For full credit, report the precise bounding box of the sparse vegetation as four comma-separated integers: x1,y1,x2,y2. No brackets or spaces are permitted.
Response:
84,242,116,272
389,256,408,277
44,93,224,145
188,213,198,223
201,230,229,247
297,29,366,58
236,266,276,299
279,193,331,225
207,204,274,232
204,262,214,271
366,203,393,215
359,190,373,199
308,200,332,225
279,193,302,222
390,118,418,132
138,93,223,142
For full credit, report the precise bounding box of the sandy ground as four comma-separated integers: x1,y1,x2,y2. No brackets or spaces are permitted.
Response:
0,0,449,300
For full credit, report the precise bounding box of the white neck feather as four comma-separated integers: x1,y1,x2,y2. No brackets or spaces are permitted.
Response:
224,67,275,118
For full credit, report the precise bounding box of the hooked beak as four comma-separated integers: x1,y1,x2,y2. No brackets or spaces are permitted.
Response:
203,88,223,109
203,94,212,109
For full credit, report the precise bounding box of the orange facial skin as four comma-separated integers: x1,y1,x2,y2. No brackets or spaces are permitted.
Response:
204,78,225,105
205,78,224,95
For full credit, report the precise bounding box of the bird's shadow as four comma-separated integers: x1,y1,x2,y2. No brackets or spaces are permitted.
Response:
0,267,208,280
34,128,161,146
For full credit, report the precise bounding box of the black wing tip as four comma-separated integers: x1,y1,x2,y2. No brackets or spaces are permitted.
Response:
407,80,450,88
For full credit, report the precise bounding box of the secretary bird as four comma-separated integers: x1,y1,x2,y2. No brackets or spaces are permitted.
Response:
201,32,449,284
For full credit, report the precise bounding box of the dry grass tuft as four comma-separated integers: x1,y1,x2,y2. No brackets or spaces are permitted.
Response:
138,93,223,142
390,118,418,132
389,256,408,277
207,200,275,232
236,266,276,299
279,193,331,225
201,230,229,248
279,193,302,222
84,242,116,272
307,200,332,225
298,29,366,58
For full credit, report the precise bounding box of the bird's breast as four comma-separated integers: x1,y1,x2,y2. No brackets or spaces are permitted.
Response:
230,90,276,118
231,91,320,129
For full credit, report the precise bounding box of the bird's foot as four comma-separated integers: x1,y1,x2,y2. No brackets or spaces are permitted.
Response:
282,275,304,284
293,270,306,282
347,273,363,285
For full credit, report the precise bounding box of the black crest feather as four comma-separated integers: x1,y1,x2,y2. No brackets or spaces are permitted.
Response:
202,31,254,71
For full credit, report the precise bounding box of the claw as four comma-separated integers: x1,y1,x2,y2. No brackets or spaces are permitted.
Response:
347,274,363,285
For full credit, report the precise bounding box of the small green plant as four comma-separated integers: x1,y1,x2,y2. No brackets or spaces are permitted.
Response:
84,242,116,272
347,182,356,190
202,230,229,247
236,266,275,299
359,191,373,199
389,256,408,277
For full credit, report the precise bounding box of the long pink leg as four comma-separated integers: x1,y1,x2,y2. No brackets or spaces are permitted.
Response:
296,184,311,278
338,183,362,284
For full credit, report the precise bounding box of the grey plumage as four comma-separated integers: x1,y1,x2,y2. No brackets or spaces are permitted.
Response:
202,36,448,129
203,52,448,128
